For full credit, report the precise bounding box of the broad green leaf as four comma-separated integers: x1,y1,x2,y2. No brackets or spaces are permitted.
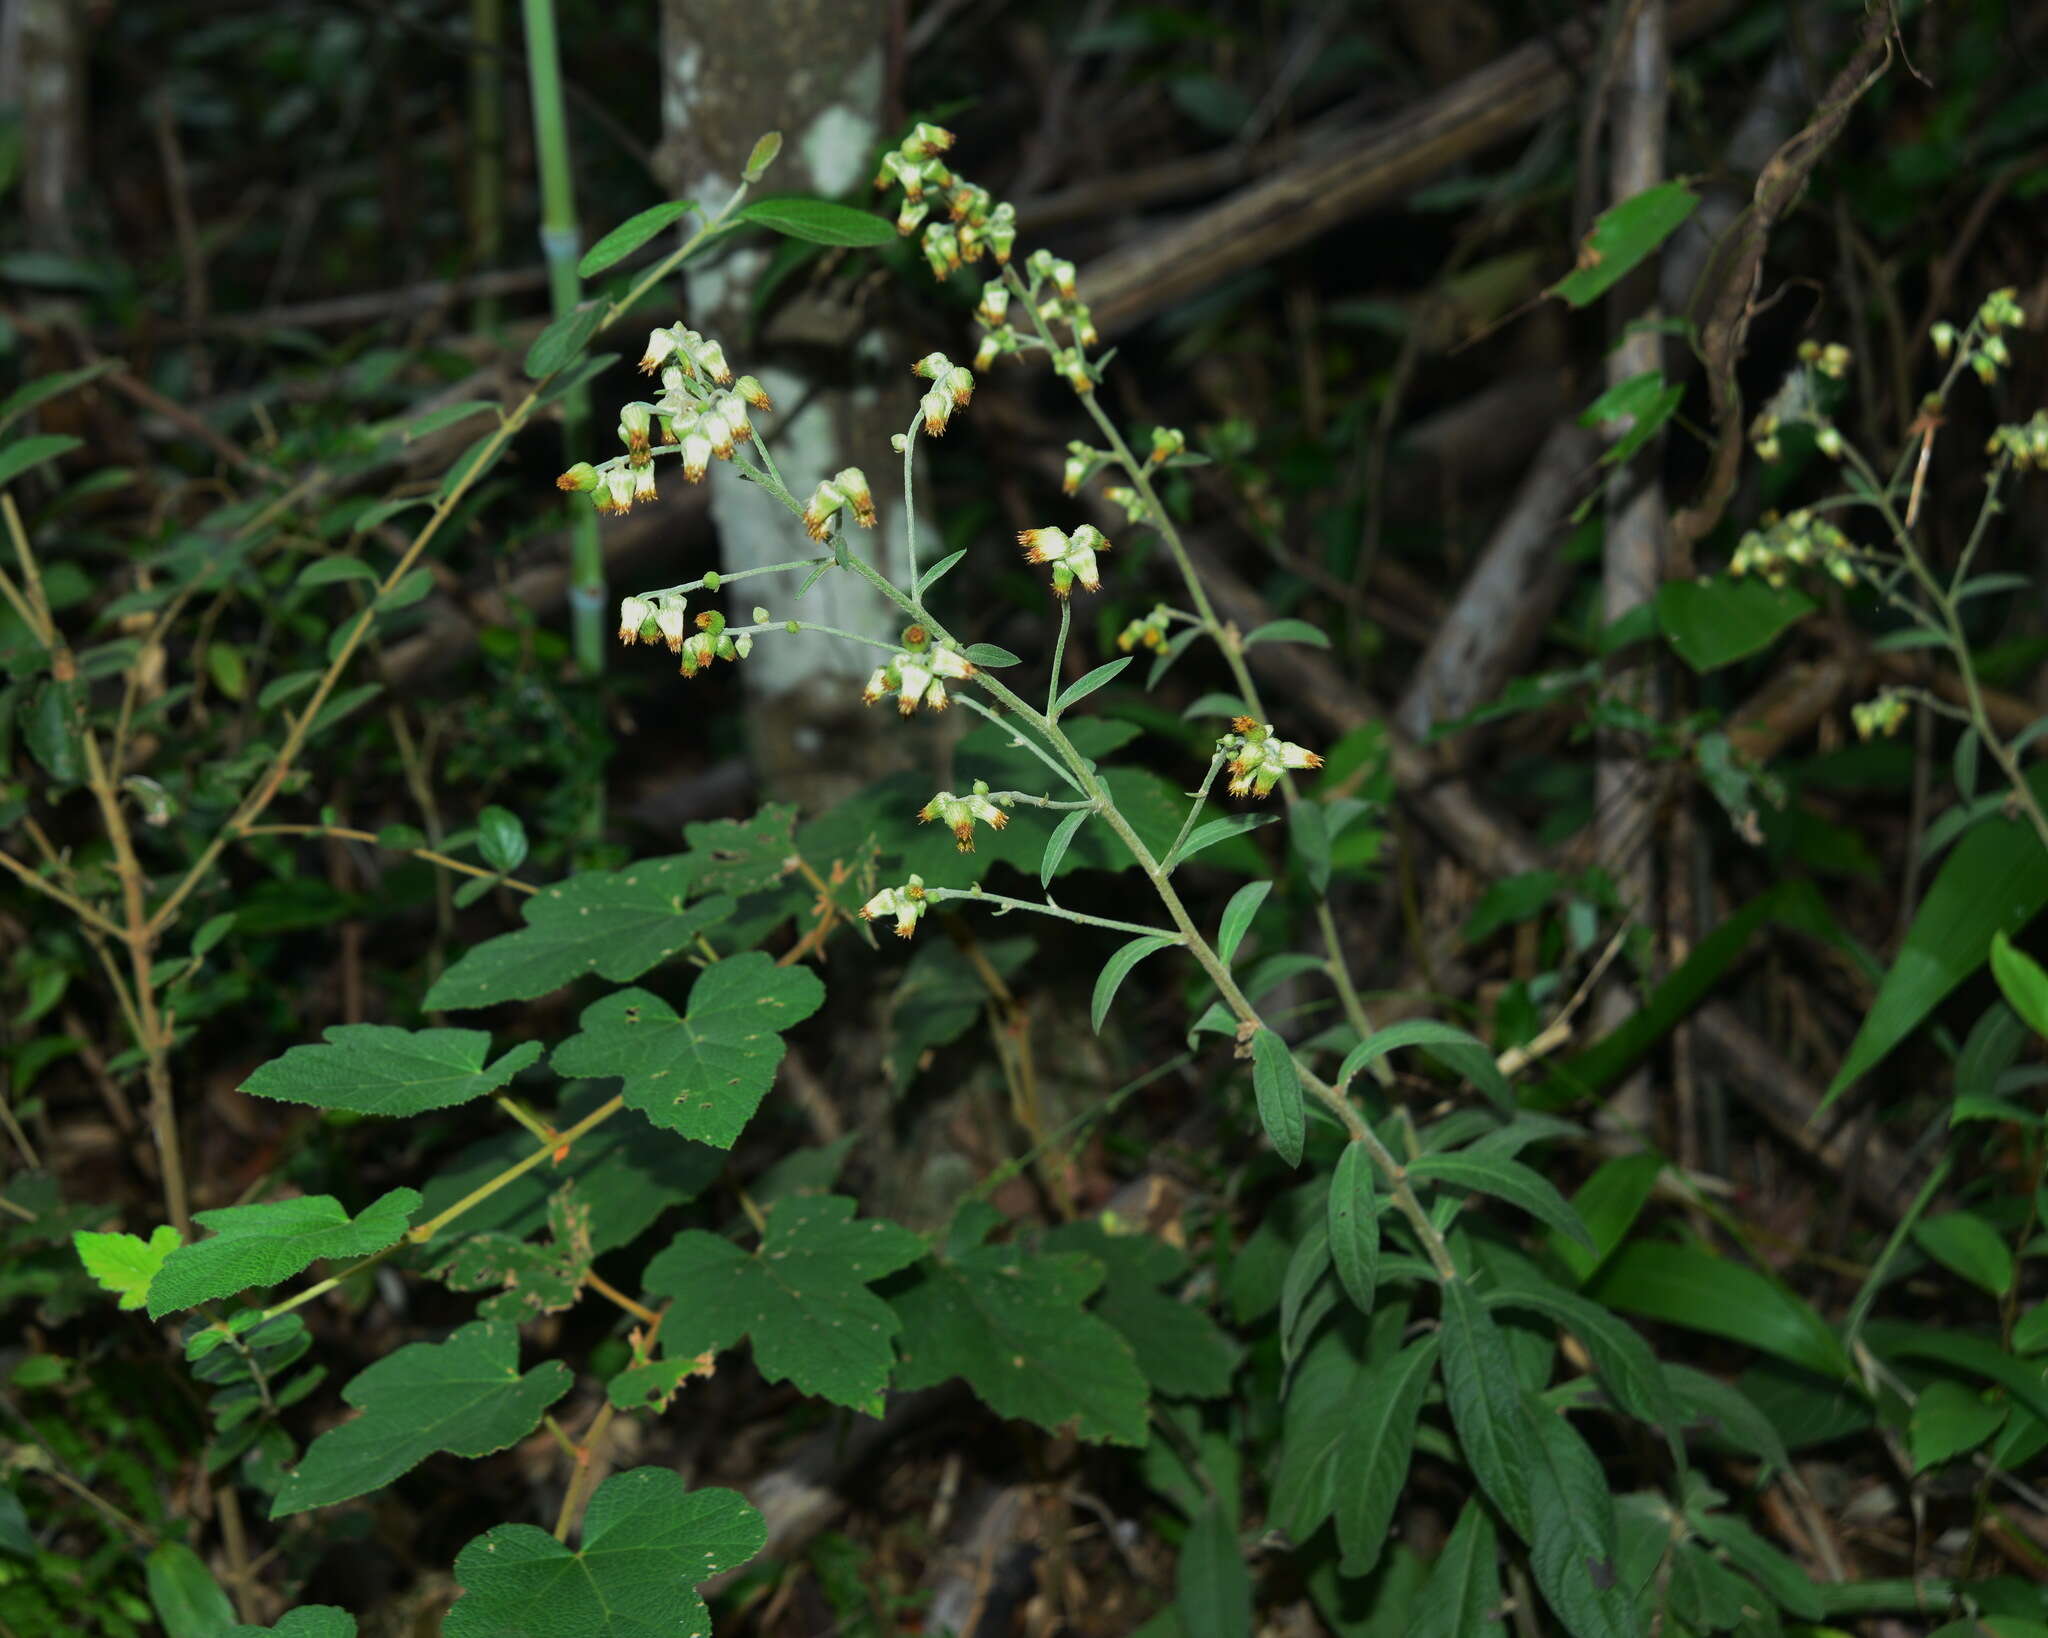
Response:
476,805,528,875
549,953,825,1147
524,301,606,378
1439,1278,1536,1537
963,642,1023,668
224,1609,358,1638
577,200,695,277
1408,1151,1594,1252
1177,1500,1252,1638
1091,933,1178,1032
273,1322,570,1516
0,361,118,431
148,1188,420,1317
73,1225,181,1310
1408,1495,1503,1638
1521,1395,1638,1638
0,433,83,489
1863,1321,2048,1429
743,130,783,181
640,1195,923,1414
1910,1379,2006,1472
1664,1540,1748,1635
1551,1151,1663,1284
1327,1140,1379,1315
685,804,801,897
1657,576,1815,672
1828,775,2048,1104
1591,1241,1851,1378
1053,656,1133,717
1251,1027,1305,1167
1279,1214,1333,1367
1914,1210,2015,1298
1270,1312,1376,1539
1338,1019,1513,1112
147,1543,237,1638
1581,369,1683,466
1334,1334,1442,1575
1216,880,1271,964
1242,618,1330,649
441,1193,592,1324
1549,181,1699,307
206,641,247,700
425,856,729,1009
1991,931,2048,1038
1484,1273,1684,1459
738,195,894,246
242,1027,542,1117
443,1467,764,1638
1170,812,1278,870
1044,1221,1240,1400
891,1221,1149,1445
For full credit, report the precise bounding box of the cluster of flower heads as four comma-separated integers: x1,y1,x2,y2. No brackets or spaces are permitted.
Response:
1932,287,2028,384
1220,717,1323,798
859,874,929,938
1017,525,1112,597
556,326,772,512
862,625,978,714
911,352,975,437
919,781,1010,853
1729,508,1860,589
1750,341,1852,464
1851,689,1910,742
1987,410,2048,472
1116,605,1175,653
802,467,877,541
617,593,752,676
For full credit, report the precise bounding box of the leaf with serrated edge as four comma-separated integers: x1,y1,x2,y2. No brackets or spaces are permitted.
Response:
444,1467,764,1638
1328,1140,1380,1315
242,1029,541,1117
1335,1333,1441,1575
1521,1393,1639,1638
1409,1495,1503,1638
223,1608,358,1638
74,1226,181,1310
891,1222,1148,1445
424,855,730,1010
149,1189,419,1317
1409,1151,1595,1251
1440,1279,1536,1537
1251,1028,1304,1167
550,953,824,1147
642,1195,923,1413
272,1323,569,1516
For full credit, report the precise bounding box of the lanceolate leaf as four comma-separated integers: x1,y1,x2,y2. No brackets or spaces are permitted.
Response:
1408,1151,1595,1252
273,1323,570,1516
1408,1495,1503,1638
1592,1241,1852,1379
1251,1028,1305,1167
640,1195,924,1414
443,1467,765,1638
1040,807,1091,888
147,1542,236,1638
1177,1500,1253,1638
1339,1019,1514,1110
1484,1273,1685,1460
1439,1278,1536,1537
1521,1394,1639,1638
549,954,825,1147
425,856,731,1010
1216,880,1271,965
1044,1221,1240,1400
1053,656,1133,717
577,200,694,277
1335,1333,1442,1576
1327,1139,1380,1315
891,1221,1149,1445
738,195,894,246
1091,934,1179,1033
148,1189,420,1317
241,1028,542,1117
1549,181,1699,308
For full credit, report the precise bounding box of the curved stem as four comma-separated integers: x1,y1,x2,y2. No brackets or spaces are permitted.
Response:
922,885,1180,941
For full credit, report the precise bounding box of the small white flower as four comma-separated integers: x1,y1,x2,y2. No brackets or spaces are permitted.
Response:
618,595,653,645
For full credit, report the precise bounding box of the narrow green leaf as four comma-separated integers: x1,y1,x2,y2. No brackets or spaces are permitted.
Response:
1549,181,1699,307
524,302,606,379
738,195,894,246
206,641,247,701
1551,1151,1663,1284
1485,1272,1685,1459
1216,880,1271,964
1177,1500,1252,1638
0,360,118,431
963,642,1023,668
915,548,966,599
1521,1394,1639,1638
147,1543,237,1638
1689,1513,1823,1619
1409,1151,1594,1251
1914,1210,2016,1298
1335,1333,1441,1575
1591,1240,1852,1378
1661,1363,1791,1474
0,434,82,489
1091,934,1178,1033
743,130,784,181
1991,931,2048,1038
1242,618,1330,649
1408,1495,1503,1638
577,200,695,277
1289,799,1331,894
1170,812,1278,870
1327,1140,1379,1315
1439,1278,1536,1536
1339,1019,1514,1111
1250,1028,1305,1167
1040,807,1091,888
1053,655,1133,718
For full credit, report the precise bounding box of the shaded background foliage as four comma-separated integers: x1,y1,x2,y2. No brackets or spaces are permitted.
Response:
4,0,2048,1633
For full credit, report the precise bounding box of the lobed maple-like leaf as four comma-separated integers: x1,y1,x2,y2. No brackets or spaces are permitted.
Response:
241,1028,542,1117
425,855,732,1010
149,1188,420,1317
549,953,824,1147
443,1466,764,1638
640,1194,924,1414
1043,1220,1240,1400
272,1322,570,1516
74,1225,181,1310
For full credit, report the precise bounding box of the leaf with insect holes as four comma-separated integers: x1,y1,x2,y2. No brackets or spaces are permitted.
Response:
272,1322,570,1516
148,1189,420,1318
425,856,730,1009
549,953,824,1147
241,1027,542,1117
640,1195,924,1415
443,1466,764,1638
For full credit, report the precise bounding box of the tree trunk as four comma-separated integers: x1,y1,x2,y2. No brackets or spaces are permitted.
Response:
0,0,89,254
